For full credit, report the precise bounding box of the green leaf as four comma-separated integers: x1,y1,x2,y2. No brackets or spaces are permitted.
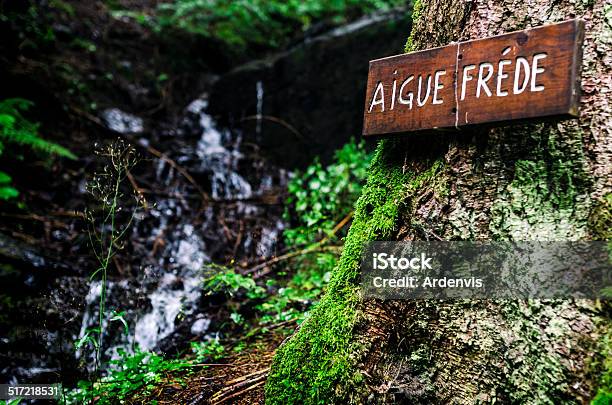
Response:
230,312,244,324
0,98,77,160
0,185,19,200
0,113,16,127
110,310,130,336
0,171,12,184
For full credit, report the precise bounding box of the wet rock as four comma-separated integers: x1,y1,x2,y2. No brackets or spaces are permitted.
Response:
155,312,219,356
191,317,211,335
0,253,89,385
100,108,144,134
208,9,411,168
0,233,71,272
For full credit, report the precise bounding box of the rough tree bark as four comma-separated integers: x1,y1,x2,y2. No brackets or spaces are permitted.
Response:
266,1,611,403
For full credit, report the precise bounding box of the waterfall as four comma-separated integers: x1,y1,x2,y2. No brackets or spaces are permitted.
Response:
75,94,286,365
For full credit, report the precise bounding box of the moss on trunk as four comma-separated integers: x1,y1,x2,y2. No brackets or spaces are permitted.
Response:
265,139,444,403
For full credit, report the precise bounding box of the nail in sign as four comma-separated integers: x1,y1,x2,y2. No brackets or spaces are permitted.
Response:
362,19,584,137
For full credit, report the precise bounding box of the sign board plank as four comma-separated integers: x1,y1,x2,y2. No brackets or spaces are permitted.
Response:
362,19,584,137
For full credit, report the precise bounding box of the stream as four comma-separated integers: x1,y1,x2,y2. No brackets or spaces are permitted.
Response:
78,89,289,368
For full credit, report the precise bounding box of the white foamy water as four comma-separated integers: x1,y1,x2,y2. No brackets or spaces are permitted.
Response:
77,94,284,363
195,100,253,200
100,108,144,134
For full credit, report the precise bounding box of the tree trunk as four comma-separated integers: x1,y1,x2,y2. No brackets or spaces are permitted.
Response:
266,1,611,403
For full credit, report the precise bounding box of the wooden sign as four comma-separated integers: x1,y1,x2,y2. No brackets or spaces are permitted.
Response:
362,19,584,137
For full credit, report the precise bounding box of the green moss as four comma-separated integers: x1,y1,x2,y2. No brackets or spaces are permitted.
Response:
404,0,421,52
265,139,444,403
483,126,609,401
597,5,612,50
589,194,612,240
592,328,612,404
499,301,579,403
592,391,612,405
489,125,591,241
265,140,406,403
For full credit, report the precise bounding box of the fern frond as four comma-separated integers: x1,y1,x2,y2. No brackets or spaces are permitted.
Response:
0,186,19,200
0,98,77,201
0,124,77,159
0,98,77,160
